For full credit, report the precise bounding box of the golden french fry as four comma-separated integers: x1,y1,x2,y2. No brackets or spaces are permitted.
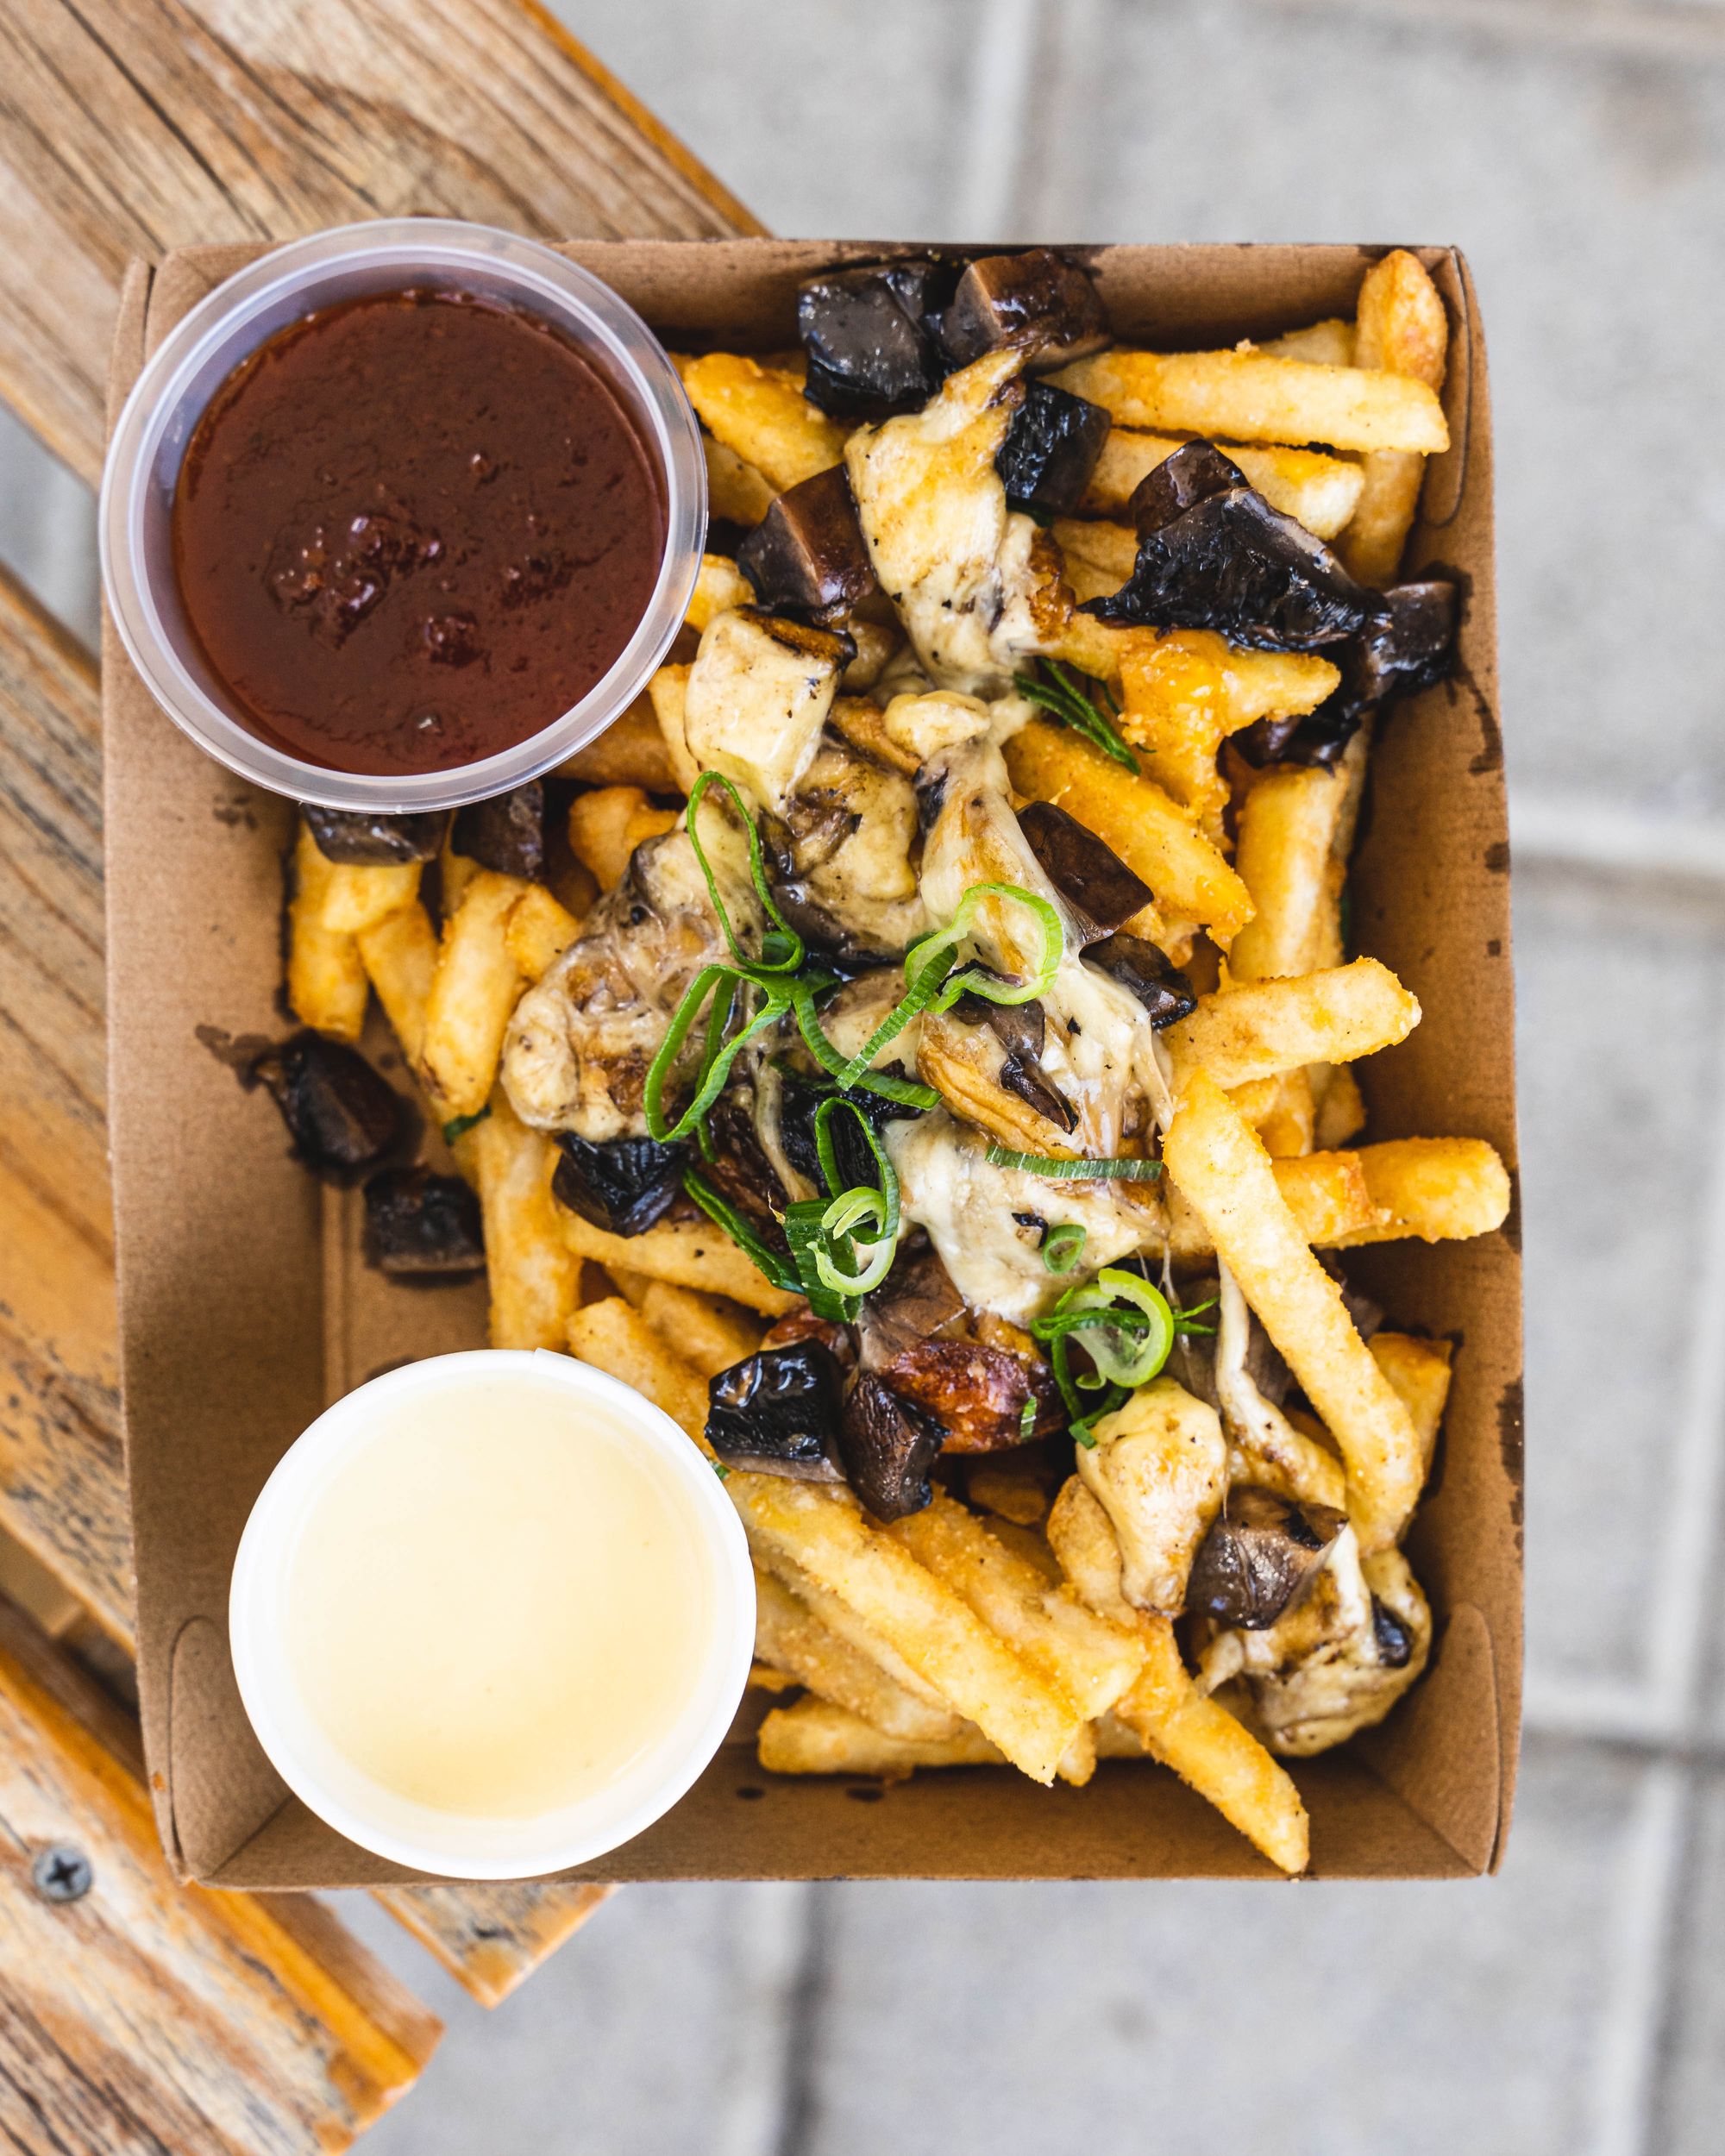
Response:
1051,517,1138,603
357,899,440,1077
470,1094,580,1351
1333,1138,1511,1247
966,1453,1057,1527
888,1493,1146,1722
728,1473,1084,1783
1046,1476,1308,1874
556,1208,800,1317
1342,251,1449,585
1166,1147,1383,1260
286,824,367,1041
627,1277,764,1379
316,857,423,937
686,551,754,633
1258,317,1357,367
646,663,700,796
758,1696,1002,1778
1052,347,1449,455
750,1663,798,1693
1165,958,1420,1092
1003,718,1253,946
1369,1332,1452,1481
1163,1074,1424,1552
566,1293,707,1440
1231,1068,1315,1158
555,695,681,793
566,785,680,892
421,869,530,1120
679,352,849,493
1081,433,1364,536
751,1542,959,1720
701,432,776,524
752,1567,961,1743
1229,765,1350,982
1311,1064,1367,1150
438,832,479,919
505,884,583,985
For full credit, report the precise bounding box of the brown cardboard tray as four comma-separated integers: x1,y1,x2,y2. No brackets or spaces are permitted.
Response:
104,239,1521,1887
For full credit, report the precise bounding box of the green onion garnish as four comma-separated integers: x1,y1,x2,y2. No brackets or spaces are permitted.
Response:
986,1145,1161,1181
1030,1269,1214,1439
1019,1395,1038,1439
686,768,805,976
1042,1222,1088,1273
442,1106,491,1145
1013,660,1139,773
683,1168,800,1295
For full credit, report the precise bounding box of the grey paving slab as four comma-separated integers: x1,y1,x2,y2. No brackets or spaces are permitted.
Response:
1021,0,1725,828
1514,869,1725,1710
1656,1764,1725,2156
336,1881,812,2156
794,1738,1666,2156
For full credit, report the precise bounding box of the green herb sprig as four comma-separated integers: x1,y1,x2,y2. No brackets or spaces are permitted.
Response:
1013,660,1139,773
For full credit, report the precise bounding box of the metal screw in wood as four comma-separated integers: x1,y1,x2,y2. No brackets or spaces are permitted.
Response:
31,1844,93,1903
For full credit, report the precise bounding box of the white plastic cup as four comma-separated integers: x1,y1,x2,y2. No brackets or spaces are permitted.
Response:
229,1350,753,1879
101,218,706,812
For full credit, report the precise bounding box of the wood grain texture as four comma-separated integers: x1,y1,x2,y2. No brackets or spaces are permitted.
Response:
0,0,760,481
0,561,616,1999
0,1595,441,2154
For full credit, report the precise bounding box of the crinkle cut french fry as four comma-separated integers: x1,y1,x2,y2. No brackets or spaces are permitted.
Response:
317,858,423,936
567,786,680,892
758,1696,1003,1779
1081,433,1364,536
727,1472,1084,1784
1165,958,1419,1093
1342,251,1450,586
701,432,776,524
421,869,530,1120
887,1493,1146,1722
1046,1476,1308,1875
1003,718,1253,947
1229,765,1349,983
1369,1333,1452,1480
505,884,583,985
556,1208,800,1318
1333,1137,1511,1247
1163,1074,1424,1553
357,899,440,1078
1051,346,1448,455
471,1094,580,1351
555,695,681,793
566,1294,707,1441
679,352,849,493
287,824,367,1041
752,1567,961,1743
686,551,754,633
1166,1147,1383,1259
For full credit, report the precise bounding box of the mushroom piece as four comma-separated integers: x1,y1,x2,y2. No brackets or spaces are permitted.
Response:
251,1032,401,1177
944,990,1076,1133
763,735,926,962
736,467,881,625
301,805,448,865
873,1338,1057,1453
1017,800,1152,943
1083,934,1198,1029
363,1165,486,1277
797,258,957,419
1234,577,1458,768
551,1131,690,1237
936,250,1111,373
995,381,1113,518
706,1340,849,1482
837,1373,944,1519
1186,1486,1346,1630
1084,440,1378,652
1076,1375,1229,1613
451,780,544,880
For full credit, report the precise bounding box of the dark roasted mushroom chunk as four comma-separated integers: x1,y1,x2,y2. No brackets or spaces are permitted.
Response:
838,1373,944,1520
1019,799,1152,941
363,1166,485,1277
737,467,881,624
1085,440,1378,652
301,805,448,864
996,382,1112,518
251,1032,402,1177
1371,1596,1415,1668
881,1338,1055,1452
452,780,544,880
797,259,957,419
551,1132,689,1237
706,1341,848,1482
937,249,1111,373
1235,578,1458,768
776,1069,915,1195
1085,934,1197,1028
948,989,1075,1131
1188,1488,1347,1629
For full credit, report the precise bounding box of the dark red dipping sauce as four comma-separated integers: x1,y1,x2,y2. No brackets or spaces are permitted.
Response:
172,289,667,775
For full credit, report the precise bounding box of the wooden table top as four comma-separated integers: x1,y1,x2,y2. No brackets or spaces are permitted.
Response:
0,5,756,2146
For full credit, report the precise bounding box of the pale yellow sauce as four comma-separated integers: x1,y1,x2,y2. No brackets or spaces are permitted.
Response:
286,1382,712,1819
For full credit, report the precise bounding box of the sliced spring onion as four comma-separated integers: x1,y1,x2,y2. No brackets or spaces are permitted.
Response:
1042,1222,1088,1274
808,1094,901,1299
1013,660,1139,773
685,769,805,977
1019,1395,1038,1440
682,1168,800,1294
789,983,940,1111
643,965,786,1144
986,1145,1161,1181
442,1106,491,1146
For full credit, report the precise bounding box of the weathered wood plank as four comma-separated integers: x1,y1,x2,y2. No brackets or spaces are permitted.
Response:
371,1879,615,2009
0,1595,442,2153
0,0,759,482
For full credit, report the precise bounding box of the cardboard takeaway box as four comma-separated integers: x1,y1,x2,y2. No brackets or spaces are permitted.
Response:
104,239,1521,1889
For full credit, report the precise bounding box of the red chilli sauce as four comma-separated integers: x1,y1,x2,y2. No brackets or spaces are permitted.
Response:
172,289,667,775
